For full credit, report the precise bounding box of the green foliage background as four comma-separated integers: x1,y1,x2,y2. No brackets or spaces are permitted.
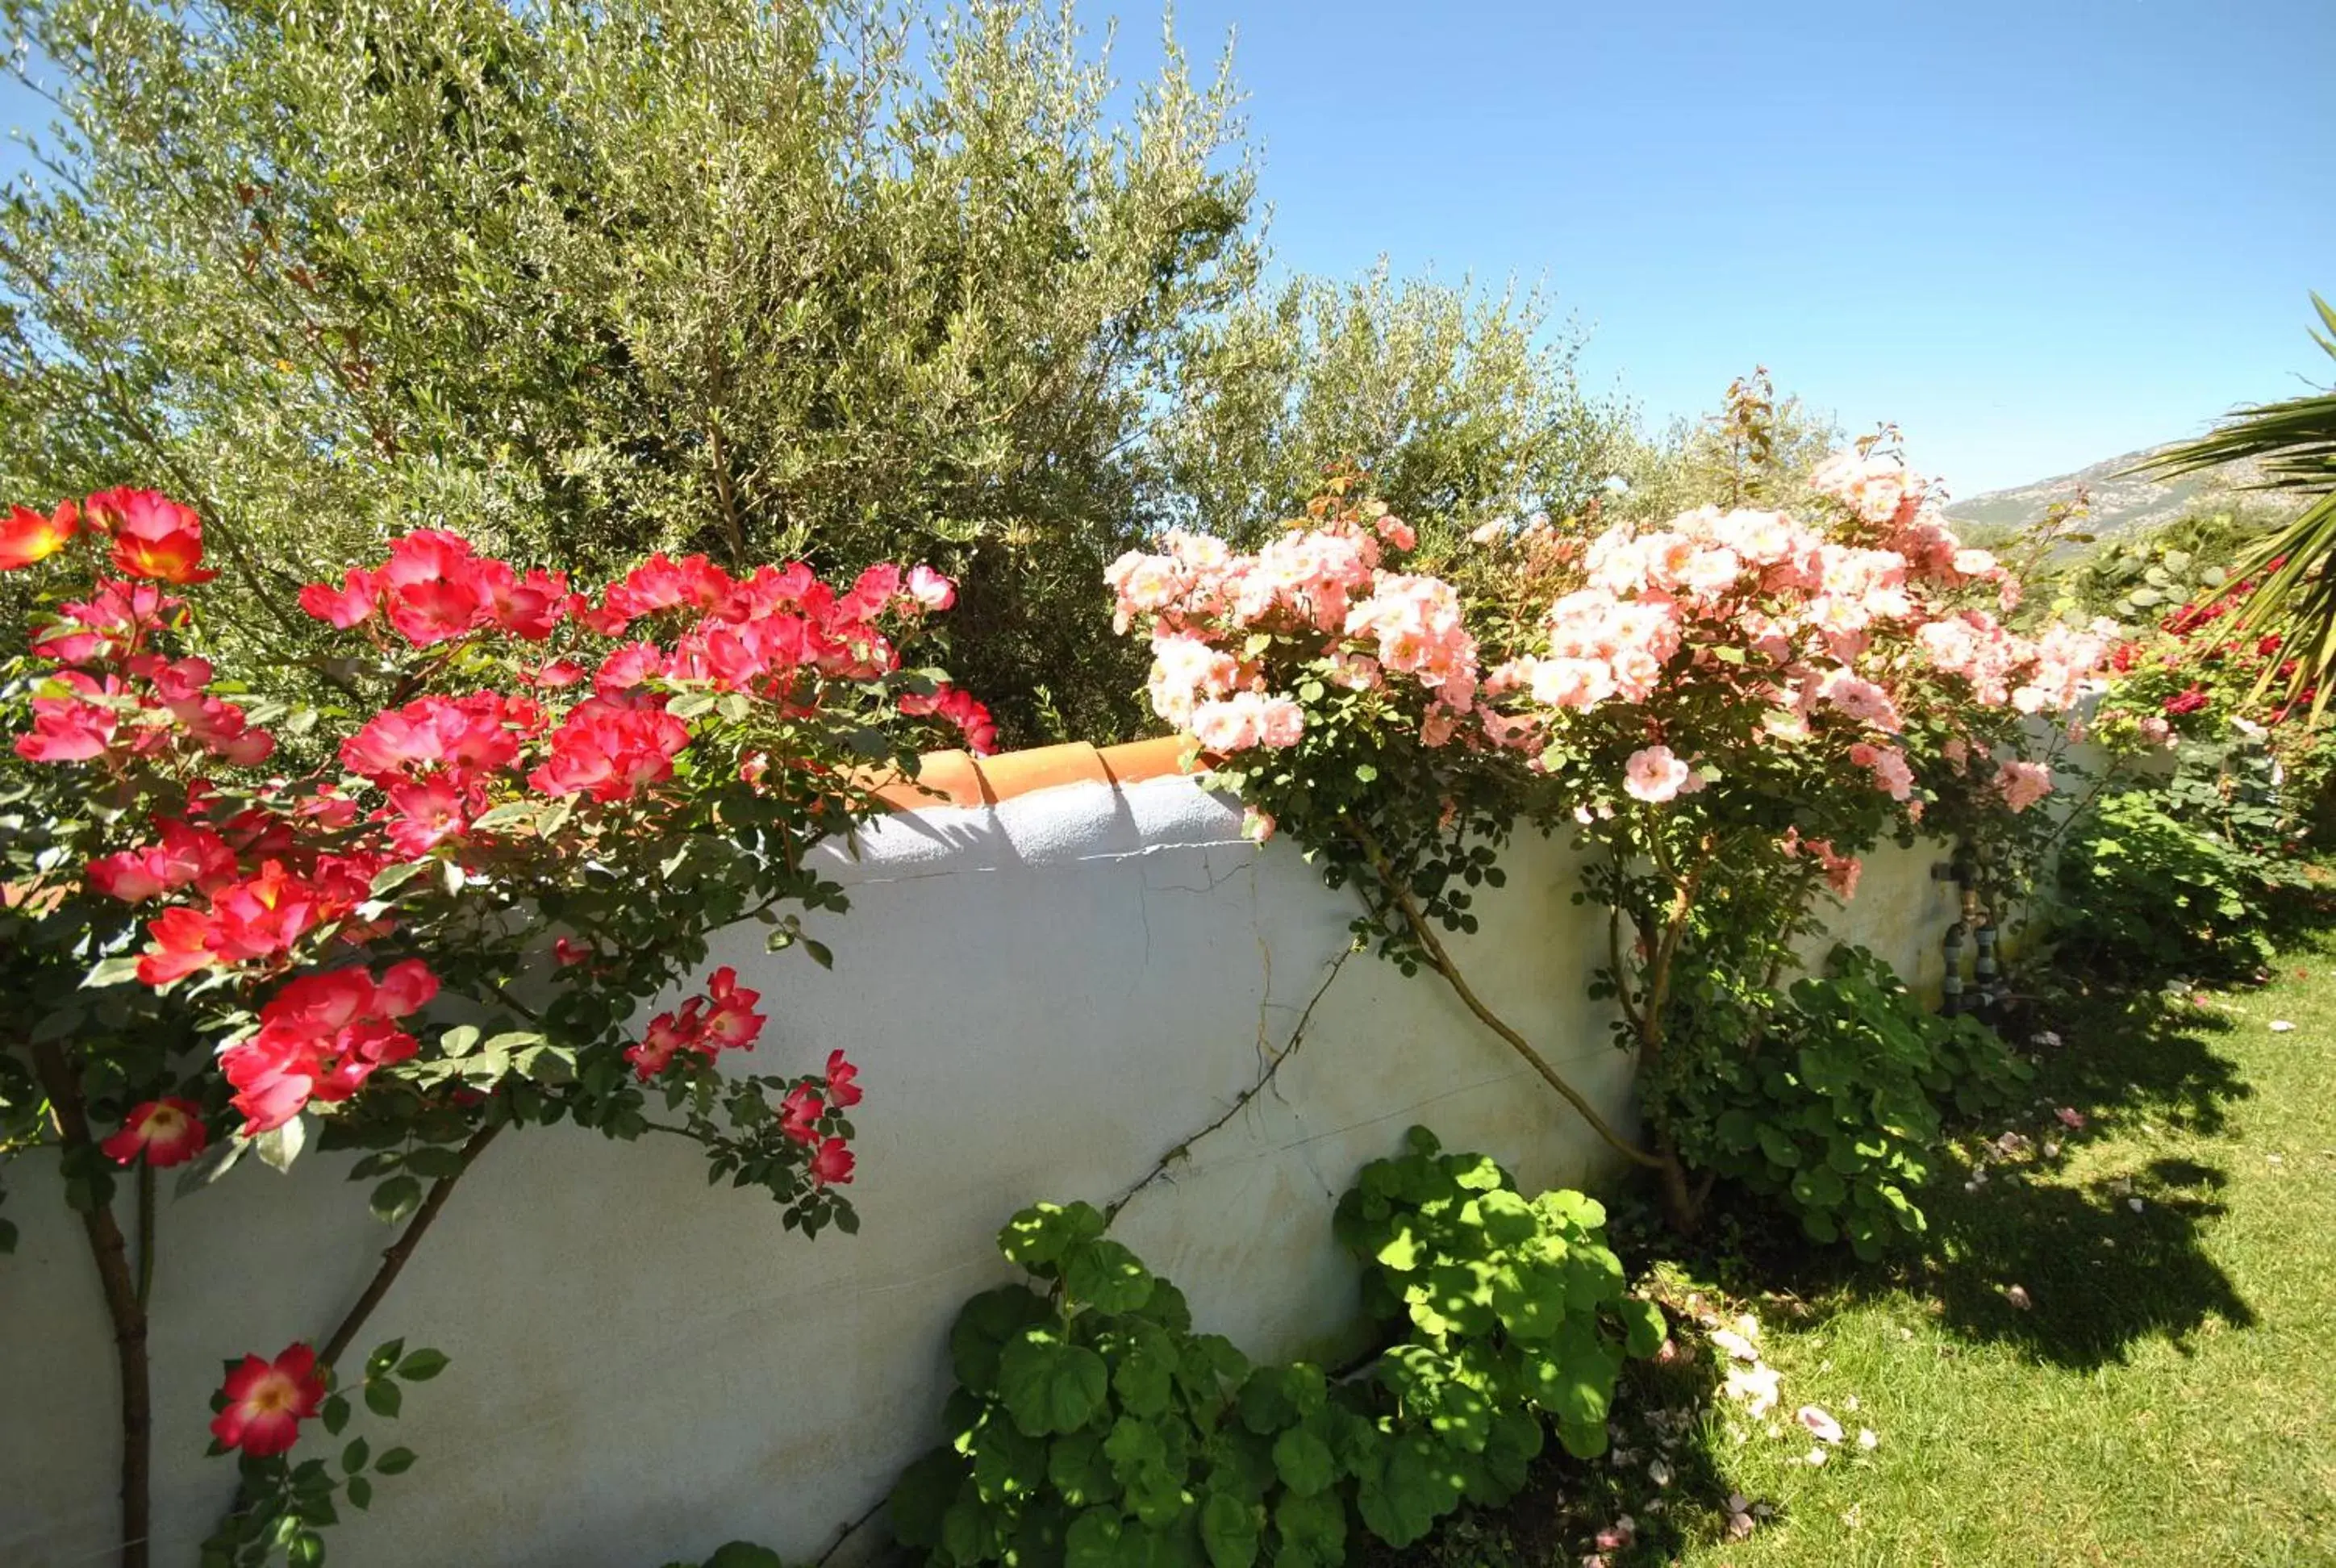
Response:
0,0,1647,747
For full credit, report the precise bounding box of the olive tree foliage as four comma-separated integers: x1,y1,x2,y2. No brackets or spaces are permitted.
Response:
1610,368,1842,525
0,0,1259,744
1156,263,1635,547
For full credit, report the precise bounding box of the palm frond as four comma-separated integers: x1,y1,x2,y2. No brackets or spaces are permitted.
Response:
2115,295,2336,715
2127,294,2336,492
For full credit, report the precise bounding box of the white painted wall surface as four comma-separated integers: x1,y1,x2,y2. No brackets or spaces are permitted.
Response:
0,773,1964,1568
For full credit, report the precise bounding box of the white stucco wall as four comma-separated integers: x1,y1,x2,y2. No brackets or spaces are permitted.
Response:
0,772,1965,1568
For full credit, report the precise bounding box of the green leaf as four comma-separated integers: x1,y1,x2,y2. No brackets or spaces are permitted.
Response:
401,1146,466,1179
341,1437,369,1474
395,1349,450,1382
999,1202,1107,1273
369,1175,424,1226
1272,1489,1346,1568
81,956,142,990
1045,1430,1114,1508
701,1546,788,1568
363,1381,403,1420
344,1474,372,1512
1065,1508,1141,1568
1519,1317,1620,1431
1112,1324,1178,1418
1616,1298,1667,1359
1200,1490,1261,1568
469,801,541,832
1756,1124,1803,1169
997,1330,1110,1436
1063,1238,1154,1314
1354,1430,1466,1548
373,1445,415,1474
1488,1260,1571,1341
949,1287,1053,1392
889,1449,967,1550
254,1117,308,1173
368,861,429,898
435,1025,481,1059
1270,1427,1335,1497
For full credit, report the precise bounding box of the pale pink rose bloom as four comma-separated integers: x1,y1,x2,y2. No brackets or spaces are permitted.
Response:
2138,715,2174,748
1326,651,1383,691
1953,548,1998,579
905,565,958,611
1808,594,1871,636
1162,528,1231,573
1480,708,1540,750
1482,658,1530,697
1713,508,1797,565
1819,669,1904,732
1826,853,1863,899
1145,632,1235,728
1996,759,2053,813
1624,744,1691,803
1189,697,1258,753
1641,531,1698,587
1254,696,1305,749
1609,647,1665,703
1420,707,1460,748
1850,741,1915,800
1375,516,1416,551
1526,656,1616,711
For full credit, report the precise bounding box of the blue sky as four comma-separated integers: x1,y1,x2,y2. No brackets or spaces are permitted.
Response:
2,2,2328,495
1107,0,2336,494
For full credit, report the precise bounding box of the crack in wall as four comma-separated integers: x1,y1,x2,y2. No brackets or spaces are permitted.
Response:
1099,935,1358,1228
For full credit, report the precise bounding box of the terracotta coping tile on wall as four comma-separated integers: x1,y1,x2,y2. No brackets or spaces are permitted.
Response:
860,734,1209,815
1095,735,1201,788
975,741,1112,802
866,749,990,812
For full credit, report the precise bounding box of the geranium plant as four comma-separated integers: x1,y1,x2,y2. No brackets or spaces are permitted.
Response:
1105,441,2109,1232
1,490,991,1565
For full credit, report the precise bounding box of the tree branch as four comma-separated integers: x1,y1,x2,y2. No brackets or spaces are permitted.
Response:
1343,822,1663,1171
318,1119,501,1371
30,1040,149,1568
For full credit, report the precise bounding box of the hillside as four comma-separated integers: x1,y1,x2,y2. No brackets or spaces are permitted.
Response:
1946,442,2289,540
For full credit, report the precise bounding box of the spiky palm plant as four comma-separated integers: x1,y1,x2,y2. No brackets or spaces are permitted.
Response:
2134,294,2336,711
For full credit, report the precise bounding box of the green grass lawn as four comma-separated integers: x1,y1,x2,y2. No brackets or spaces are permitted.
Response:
1393,932,2336,1568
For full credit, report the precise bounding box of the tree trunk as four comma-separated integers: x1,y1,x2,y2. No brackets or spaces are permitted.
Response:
32,1040,151,1568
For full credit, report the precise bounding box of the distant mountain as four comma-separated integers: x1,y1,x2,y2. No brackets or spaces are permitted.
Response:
1945,443,2289,540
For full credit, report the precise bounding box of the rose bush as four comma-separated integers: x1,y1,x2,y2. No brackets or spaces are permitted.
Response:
1105,443,2109,1232
1,490,991,1564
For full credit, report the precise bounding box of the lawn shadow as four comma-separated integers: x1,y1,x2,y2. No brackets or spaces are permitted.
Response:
1651,985,2265,1372
1909,982,2260,1367
1919,1155,2255,1367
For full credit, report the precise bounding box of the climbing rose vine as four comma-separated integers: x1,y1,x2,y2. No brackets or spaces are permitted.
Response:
1105,445,2112,1231
1,490,989,1566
